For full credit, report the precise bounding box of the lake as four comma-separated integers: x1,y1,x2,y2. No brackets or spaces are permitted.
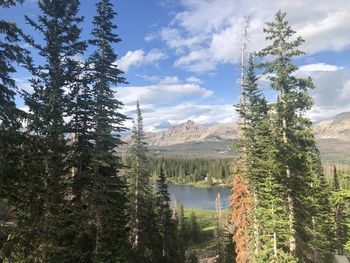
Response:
168,184,231,210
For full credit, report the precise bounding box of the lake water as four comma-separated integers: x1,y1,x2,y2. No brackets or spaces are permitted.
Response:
168,184,231,210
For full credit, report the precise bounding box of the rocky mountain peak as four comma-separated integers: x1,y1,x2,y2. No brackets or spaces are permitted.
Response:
123,112,350,148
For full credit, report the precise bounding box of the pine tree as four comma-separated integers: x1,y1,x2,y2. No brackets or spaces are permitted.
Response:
66,59,96,261
176,201,187,262
0,1,27,258
12,0,87,261
242,56,292,262
88,0,128,260
127,101,154,262
257,10,332,261
306,148,333,262
0,0,25,131
332,166,348,255
0,0,26,207
155,166,178,262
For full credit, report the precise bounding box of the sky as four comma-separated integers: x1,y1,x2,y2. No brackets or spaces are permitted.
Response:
2,0,350,132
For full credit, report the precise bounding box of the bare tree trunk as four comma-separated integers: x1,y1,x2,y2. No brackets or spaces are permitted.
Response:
133,169,140,249
239,15,251,124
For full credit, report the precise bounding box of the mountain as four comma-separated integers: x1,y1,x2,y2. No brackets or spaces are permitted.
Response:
313,112,350,141
313,112,350,164
124,113,350,162
144,120,239,147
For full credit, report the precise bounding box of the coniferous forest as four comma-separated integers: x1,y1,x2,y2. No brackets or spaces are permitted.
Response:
1,1,350,262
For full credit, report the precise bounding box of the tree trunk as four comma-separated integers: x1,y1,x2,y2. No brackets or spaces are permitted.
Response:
281,95,297,257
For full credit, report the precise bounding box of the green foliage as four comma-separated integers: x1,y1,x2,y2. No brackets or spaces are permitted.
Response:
189,210,201,244
232,10,334,262
154,166,178,262
148,157,232,186
1,0,129,261
331,166,350,256
88,0,128,261
126,101,154,262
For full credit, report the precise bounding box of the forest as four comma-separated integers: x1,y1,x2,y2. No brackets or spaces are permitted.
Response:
1,0,350,262
147,158,231,186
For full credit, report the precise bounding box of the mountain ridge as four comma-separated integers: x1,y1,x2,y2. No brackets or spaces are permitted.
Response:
124,112,350,147
123,112,350,162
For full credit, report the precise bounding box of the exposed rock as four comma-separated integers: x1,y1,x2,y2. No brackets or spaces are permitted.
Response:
124,121,239,147
124,112,350,147
313,112,350,141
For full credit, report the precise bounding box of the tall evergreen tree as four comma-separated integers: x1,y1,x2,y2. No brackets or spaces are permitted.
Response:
257,10,332,261
233,55,291,262
0,0,27,258
127,101,154,262
155,166,178,262
175,201,187,262
13,0,87,261
88,0,128,260
0,0,25,131
66,59,96,261
0,0,25,205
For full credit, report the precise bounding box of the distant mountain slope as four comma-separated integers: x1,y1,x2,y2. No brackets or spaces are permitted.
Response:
123,112,350,163
313,112,350,141
144,120,239,147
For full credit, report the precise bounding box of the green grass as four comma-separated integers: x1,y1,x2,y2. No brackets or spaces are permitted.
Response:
184,208,231,250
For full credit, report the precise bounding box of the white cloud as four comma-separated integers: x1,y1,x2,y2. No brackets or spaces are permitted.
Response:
117,49,167,72
123,102,237,132
117,83,214,106
143,75,182,84
159,76,181,85
157,0,350,72
186,76,202,84
301,69,350,121
298,63,344,72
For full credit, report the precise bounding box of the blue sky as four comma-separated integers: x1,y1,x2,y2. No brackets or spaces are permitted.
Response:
2,0,350,131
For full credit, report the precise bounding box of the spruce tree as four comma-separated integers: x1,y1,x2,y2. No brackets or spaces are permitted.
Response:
0,0,25,130
0,0,25,205
12,0,87,261
66,59,96,261
0,0,27,258
155,166,178,262
257,10,332,261
176,201,187,262
332,166,348,255
88,0,128,260
233,55,291,262
127,101,154,262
